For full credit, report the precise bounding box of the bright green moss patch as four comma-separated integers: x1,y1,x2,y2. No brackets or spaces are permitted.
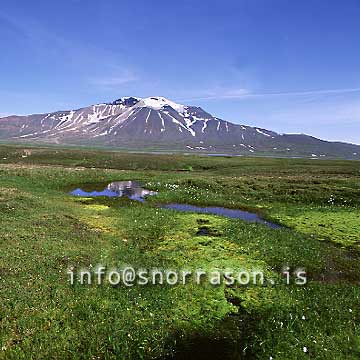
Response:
273,207,360,247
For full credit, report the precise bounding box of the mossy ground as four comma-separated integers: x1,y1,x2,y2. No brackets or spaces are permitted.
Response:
0,145,359,359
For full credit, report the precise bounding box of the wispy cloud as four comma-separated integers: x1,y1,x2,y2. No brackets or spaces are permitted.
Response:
176,87,251,102
178,87,360,102
0,10,69,50
0,10,139,91
89,70,139,89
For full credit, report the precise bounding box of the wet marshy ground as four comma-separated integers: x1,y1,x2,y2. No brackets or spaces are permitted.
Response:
70,181,282,229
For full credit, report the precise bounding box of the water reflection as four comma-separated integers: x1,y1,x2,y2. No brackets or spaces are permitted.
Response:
70,181,157,202
70,181,282,229
162,203,282,229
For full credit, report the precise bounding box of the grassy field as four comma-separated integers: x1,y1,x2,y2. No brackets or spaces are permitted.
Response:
0,145,359,359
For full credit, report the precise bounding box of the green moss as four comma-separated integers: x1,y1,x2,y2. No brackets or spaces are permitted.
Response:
273,207,360,247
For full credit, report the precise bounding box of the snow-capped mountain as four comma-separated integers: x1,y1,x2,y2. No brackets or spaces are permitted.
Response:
0,96,359,158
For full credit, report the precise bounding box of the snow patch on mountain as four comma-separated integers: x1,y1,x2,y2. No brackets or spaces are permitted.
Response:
256,128,271,137
138,97,185,113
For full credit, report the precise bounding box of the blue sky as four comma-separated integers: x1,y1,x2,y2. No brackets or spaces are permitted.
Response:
1,0,360,144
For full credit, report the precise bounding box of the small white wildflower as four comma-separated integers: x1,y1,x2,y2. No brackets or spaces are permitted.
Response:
303,346,308,353
302,315,306,320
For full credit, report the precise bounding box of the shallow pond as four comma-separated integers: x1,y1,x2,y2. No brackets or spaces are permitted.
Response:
70,181,282,229
70,181,157,202
162,203,282,229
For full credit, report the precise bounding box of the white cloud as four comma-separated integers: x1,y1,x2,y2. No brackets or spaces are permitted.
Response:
176,87,251,102
178,87,360,102
89,71,139,88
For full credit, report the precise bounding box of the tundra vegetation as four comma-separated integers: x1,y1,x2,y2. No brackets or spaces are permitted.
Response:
0,144,359,359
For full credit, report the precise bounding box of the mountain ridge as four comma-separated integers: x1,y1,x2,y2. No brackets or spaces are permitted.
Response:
0,96,359,159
